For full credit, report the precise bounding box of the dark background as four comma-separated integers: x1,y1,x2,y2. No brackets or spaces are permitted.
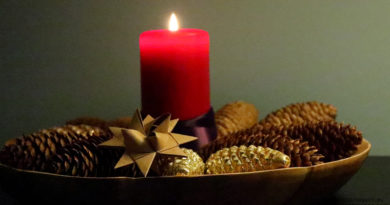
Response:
1,0,389,155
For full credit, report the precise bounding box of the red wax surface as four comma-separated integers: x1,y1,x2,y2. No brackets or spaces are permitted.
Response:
140,29,210,120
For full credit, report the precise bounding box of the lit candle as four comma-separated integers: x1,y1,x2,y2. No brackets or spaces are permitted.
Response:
140,13,210,120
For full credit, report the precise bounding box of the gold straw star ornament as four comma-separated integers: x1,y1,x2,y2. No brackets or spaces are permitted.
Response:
100,110,197,177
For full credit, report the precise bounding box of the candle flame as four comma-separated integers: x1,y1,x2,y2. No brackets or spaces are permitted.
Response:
169,13,179,31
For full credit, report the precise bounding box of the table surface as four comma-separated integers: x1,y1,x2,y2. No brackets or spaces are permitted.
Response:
315,156,390,205
0,156,389,205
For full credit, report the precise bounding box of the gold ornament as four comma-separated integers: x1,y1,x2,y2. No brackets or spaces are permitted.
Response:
215,101,259,138
100,110,197,177
160,148,205,176
206,145,290,174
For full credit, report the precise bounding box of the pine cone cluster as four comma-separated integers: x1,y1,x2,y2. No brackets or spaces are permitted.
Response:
215,101,259,138
0,125,106,171
0,100,364,177
257,122,363,161
205,145,290,174
259,101,337,128
199,126,324,167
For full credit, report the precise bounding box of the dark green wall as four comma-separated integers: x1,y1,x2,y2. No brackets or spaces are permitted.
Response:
1,0,389,155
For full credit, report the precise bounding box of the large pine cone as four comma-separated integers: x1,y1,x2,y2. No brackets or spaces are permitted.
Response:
257,122,363,161
259,101,337,127
47,135,139,177
215,101,259,138
199,126,324,167
0,125,106,171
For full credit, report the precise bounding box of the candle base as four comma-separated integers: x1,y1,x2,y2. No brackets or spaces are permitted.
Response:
172,107,217,151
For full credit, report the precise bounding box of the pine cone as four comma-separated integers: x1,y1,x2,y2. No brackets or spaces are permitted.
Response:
66,116,133,130
259,101,337,128
259,122,363,161
47,135,140,177
107,117,132,129
66,117,109,131
160,148,205,176
199,126,323,167
215,101,259,138
0,125,107,171
206,145,290,174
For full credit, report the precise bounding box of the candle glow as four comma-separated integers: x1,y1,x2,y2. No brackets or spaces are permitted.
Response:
169,13,179,31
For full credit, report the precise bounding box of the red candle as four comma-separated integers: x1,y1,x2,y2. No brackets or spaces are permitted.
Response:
140,14,210,120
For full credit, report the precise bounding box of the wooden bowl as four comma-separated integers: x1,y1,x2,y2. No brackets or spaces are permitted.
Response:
0,139,371,205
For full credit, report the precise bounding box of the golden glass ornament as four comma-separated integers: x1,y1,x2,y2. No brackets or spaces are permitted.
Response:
206,145,290,174
161,148,205,176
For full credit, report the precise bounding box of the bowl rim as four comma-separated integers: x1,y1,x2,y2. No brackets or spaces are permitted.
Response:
0,139,371,180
